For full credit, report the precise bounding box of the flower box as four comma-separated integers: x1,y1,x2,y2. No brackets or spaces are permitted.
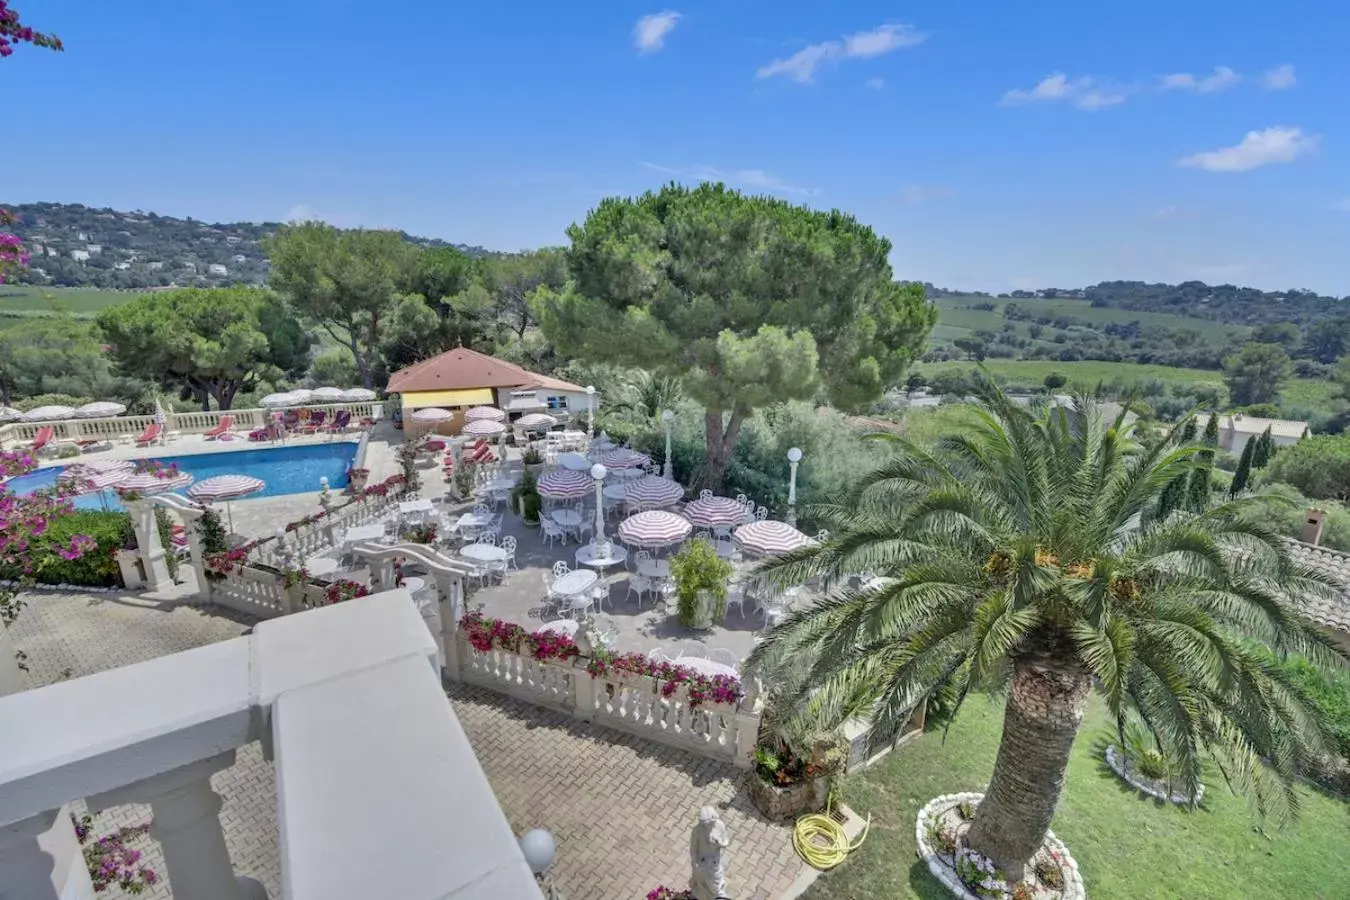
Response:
747,771,831,822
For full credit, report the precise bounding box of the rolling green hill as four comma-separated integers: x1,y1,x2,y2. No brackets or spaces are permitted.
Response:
0,285,143,317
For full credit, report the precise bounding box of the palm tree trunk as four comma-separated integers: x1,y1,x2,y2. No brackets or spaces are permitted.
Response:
965,657,1091,882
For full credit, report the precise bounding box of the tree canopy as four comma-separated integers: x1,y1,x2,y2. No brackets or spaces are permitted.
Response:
1264,434,1350,501
0,317,145,406
97,287,310,410
266,223,420,387
538,182,936,487
1224,342,1291,406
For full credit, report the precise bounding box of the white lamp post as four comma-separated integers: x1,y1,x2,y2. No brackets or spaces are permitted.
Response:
519,828,562,899
786,447,803,527
662,409,674,480
590,462,610,556
585,385,595,437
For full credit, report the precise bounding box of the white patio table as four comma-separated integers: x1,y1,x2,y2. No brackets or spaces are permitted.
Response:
637,558,671,579
453,511,496,532
460,543,508,564
306,557,340,576
482,477,516,493
398,498,434,523
341,524,386,552
551,509,583,532
575,543,628,577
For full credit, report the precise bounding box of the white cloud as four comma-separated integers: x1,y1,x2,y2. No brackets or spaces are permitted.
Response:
642,162,816,196
756,23,925,83
633,11,681,54
890,185,955,205
1001,73,1126,110
1333,198,1350,212
1160,65,1240,93
1178,126,1319,173
1262,64,1297,90
864,77,886,90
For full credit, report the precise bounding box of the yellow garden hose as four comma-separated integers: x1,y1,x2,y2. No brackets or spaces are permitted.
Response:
792,800,870,871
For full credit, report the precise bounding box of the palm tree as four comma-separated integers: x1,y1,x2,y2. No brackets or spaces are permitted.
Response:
747,385,1349,882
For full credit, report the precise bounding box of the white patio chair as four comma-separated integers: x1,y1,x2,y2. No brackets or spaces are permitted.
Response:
552,560,570,578
575,517,594,544
760,593,789,627
816,529,831,543
479,531,497,546
677,643,707,660
500,535,518,571
699,489,713,501
709,648,740,670
648,648,674,664
726,582,749,619
754,505,769,521
540,518,565,548
626,573,652,607
472,504,490,517
591,613,618,649
735,493,748,505
590,583,610,613
565,592,593,619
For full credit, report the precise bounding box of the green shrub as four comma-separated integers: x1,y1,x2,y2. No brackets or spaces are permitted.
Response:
1272,654,1350,759
1240,484,1350,552
154,508,179,580
0,511,130,588
670,538,733,627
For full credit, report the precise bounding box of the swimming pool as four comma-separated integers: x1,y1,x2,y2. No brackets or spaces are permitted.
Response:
3,442,360,511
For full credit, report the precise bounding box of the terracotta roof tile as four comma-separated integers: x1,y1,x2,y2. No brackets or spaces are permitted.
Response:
386,347,583,394
1285,540,1350,633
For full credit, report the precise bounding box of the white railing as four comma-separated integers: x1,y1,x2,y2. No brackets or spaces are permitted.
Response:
210,564,287,618
0,592,542,900
286,490,400,557
447,632,762,769
0,401,383,448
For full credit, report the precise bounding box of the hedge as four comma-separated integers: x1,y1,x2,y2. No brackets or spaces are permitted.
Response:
0,510,132,588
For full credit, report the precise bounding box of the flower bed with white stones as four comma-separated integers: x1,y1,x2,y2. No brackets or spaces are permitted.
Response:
1104,745,1204,806
915,792,1086,900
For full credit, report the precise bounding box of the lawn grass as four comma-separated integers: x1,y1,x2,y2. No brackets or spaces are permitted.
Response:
801,695,1349,900
914,359,1338,412
0,285,142,317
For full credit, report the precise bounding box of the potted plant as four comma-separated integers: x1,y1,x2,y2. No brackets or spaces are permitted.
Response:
511,469,543,526
401,523,437,545
346,466,370,494
521,446,545,472
669,538,734,629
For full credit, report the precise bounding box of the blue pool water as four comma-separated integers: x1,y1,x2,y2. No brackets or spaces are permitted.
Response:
4,442,360,511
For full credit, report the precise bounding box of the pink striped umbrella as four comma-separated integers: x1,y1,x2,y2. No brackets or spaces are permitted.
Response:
188,475,264,531
601,448,651,470
683,496,750,528
618,510,691,548
461,419,507,437
464,406,506,421
623,475,684,507
188,475,265,502
515,413,557,428
733,520,813,556
538,469,592,500
117,470,194,495
58,461,134,496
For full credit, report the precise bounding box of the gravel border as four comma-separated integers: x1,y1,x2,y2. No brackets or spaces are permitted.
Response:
914,792,1087,900
1104,746,1204,806
2,579,119,594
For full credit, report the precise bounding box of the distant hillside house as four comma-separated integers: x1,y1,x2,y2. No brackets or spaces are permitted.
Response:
86,244,102,255
69,250,90,262
207,264,229,276
386,347,594,436
114,262,131,271
1195,413,1308,457
232,254,247,264
147,261,164,270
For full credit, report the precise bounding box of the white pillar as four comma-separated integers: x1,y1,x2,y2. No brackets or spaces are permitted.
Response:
87,752,266,900
127,499,173,591
662,410,674,480
590,463,609,556
786,447,802,528
585,385,595,437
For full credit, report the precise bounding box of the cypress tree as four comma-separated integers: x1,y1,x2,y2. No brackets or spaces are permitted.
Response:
1230,438,1256,497
1188,413,1219,511
1252,426,1275,469
1156,417,1200,520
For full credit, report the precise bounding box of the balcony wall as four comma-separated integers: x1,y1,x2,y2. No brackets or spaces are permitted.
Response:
0,592,541,900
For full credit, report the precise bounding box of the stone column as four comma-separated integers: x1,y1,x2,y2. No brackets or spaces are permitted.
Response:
180,511,210,598
87,752,266,900
126,499,173,592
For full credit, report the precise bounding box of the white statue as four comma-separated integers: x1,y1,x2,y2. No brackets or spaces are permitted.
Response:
690,806,730,900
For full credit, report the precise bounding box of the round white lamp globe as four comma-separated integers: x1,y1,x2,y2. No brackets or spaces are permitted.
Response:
518,828,556,875
787,447,803,464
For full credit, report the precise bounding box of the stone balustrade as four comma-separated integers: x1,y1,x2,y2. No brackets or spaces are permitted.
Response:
0,401,384,448
0,592,542,900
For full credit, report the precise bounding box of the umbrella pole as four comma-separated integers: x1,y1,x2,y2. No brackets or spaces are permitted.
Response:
226,502,235,533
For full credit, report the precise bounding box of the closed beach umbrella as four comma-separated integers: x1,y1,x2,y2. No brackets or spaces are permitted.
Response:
76,401,126,418
602,448,651,470
412,407,453,423
684,496,751,528
515,413,556,428
340,388,377,402
623,475,685,507
464,406,506,421
286,389,313,405
733,520,813,556
0,406,23,422
556,452,590,471
618,510,691,548
310,387,346,402
189,474,265,531
22,405,76,422
538,469,592,500
461,418,507,437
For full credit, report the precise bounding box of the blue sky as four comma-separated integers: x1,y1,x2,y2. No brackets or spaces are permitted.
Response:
7,1,1348,295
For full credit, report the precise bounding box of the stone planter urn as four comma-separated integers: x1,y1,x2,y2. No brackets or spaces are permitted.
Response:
115,549,145,590
746,772,831,822
689,589,717,630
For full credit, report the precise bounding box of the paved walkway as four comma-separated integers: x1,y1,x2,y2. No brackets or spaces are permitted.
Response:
8,590,804,899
